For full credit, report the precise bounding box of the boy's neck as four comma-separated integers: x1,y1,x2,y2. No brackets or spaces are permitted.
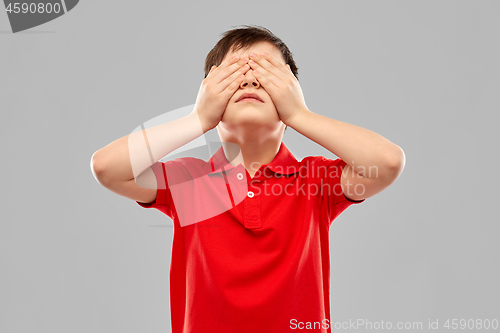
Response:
216,121,286,177
221,137,283,178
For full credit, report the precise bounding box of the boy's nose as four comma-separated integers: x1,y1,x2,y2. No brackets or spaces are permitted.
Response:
240,71,260,87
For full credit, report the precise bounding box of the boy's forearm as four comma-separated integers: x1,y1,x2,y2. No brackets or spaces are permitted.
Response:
287,108,405,179
93,111,205,182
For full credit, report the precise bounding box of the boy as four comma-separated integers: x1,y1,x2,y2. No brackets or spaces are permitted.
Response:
91,25,405,333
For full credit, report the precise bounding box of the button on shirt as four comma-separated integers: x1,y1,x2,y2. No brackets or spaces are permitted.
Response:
136,141,365,333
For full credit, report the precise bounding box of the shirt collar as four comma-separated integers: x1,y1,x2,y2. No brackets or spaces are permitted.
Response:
202,141,300,176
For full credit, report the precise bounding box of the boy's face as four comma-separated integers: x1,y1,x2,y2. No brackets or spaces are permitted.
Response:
217,41,287,136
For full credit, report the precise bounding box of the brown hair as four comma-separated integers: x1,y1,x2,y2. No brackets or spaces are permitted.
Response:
204,25,300,133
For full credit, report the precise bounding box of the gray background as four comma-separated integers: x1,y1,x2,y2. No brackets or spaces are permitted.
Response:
1,1,499,332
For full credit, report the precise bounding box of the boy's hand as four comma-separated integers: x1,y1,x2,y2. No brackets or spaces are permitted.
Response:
192,56,250,132
247,52,309,126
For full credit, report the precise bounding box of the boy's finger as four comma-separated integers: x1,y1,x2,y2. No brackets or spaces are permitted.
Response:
213,56,242,81
225,55,241,68
207,65,217,78
211,55,238,74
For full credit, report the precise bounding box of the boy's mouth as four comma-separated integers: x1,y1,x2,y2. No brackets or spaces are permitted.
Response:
236,92,264,103
237,98,264,103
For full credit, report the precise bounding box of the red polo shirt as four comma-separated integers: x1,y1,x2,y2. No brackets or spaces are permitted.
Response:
136,141,365,332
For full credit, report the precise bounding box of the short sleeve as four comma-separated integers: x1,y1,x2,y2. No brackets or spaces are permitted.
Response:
319,157,365,227
136,161,175,218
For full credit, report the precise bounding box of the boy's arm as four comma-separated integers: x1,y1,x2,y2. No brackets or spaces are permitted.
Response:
287,109,405,201
244,52,404,201
91,55,248,204
91,112,205,203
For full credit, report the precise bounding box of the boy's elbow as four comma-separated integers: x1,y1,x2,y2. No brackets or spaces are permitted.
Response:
385,145,406,177
90,151,109,185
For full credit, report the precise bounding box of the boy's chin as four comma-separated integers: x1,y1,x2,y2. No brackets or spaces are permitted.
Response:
218,121,282,137
221,111,279,125
221,116,278,128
